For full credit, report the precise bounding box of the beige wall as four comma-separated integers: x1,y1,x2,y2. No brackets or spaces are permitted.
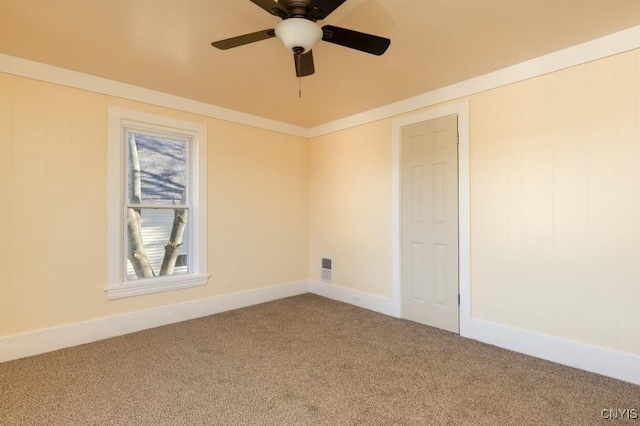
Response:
308,121,393,297
0,73,309,337
2,48,639,358
309,49,640,355
471,50,639,354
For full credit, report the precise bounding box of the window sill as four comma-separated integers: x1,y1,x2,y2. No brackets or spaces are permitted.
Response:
105,273,209,300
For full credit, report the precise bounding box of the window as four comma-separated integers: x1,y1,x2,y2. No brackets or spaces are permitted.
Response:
107,108,208,299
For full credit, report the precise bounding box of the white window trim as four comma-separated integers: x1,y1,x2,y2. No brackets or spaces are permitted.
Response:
107,107,208,300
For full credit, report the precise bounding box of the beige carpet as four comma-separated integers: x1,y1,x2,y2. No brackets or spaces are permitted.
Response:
1,294,638,425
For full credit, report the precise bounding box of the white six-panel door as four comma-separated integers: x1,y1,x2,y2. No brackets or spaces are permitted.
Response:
401,115,459,333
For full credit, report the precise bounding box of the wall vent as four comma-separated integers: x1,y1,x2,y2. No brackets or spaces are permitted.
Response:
321,258,332,283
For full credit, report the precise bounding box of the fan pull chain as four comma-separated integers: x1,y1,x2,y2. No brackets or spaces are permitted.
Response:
294,49,303,98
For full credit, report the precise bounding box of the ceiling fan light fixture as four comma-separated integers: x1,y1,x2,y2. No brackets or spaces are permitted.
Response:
275,18,322,54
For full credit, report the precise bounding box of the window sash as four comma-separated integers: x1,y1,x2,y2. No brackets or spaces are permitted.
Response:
123,206,192,282
124,202,190,209
123,127,192,206
122,126,193,282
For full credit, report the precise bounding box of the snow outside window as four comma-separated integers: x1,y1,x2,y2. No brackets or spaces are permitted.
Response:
106,108,208,299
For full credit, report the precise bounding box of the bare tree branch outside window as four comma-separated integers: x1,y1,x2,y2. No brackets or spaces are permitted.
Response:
126,133,188,279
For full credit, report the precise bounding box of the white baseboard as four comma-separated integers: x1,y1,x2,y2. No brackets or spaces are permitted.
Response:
307,280,640,385
2,279,638,386
465,318,640,386
308,280,399,318
0,280,308,363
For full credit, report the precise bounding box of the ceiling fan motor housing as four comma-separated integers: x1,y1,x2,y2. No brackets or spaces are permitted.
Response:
275,18,323,54
212,0,390,78
279,0,311,17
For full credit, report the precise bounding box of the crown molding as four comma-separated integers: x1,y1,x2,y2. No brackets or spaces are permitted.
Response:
0,53,309,138
307,24,640,138
1,24,640,139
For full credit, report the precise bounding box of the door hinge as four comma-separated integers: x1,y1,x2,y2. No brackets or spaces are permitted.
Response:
457,133,460,144
458,294,460,305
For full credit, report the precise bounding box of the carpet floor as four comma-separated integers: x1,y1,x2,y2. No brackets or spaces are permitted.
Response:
1,294,638,425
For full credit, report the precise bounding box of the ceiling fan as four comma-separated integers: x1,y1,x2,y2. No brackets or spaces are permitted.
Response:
211,0,391,78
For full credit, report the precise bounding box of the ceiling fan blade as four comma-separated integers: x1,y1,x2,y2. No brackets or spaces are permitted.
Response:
249,0,288,18
211,29,276,50
322,25,390,56
306,0,347,20
294,50,315,77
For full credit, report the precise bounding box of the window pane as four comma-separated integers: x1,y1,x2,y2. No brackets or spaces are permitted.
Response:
126,208,190,280
127,132,187,204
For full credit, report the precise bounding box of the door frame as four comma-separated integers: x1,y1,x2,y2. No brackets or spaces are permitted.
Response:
391,101,471,337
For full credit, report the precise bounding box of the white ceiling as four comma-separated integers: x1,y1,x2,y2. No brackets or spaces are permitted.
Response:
2,0,640,128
